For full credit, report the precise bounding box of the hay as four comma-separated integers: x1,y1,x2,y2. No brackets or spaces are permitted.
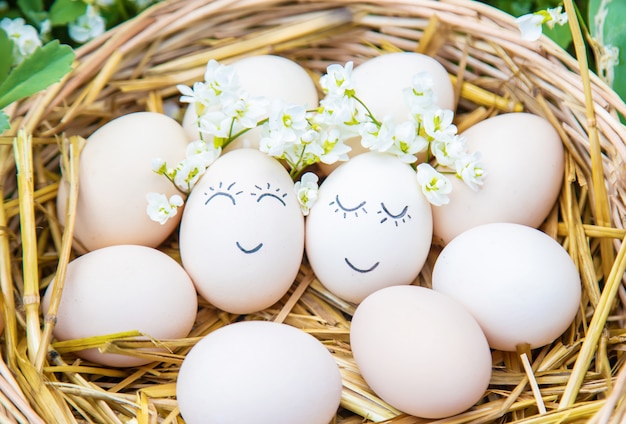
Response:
1,0,626,422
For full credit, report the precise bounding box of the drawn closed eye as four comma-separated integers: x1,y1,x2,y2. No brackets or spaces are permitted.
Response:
251,183,287,207
377,202,411,226
330,194,367,218
205,182,243,206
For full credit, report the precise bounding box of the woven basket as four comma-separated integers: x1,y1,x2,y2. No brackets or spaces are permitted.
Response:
2,0,626,422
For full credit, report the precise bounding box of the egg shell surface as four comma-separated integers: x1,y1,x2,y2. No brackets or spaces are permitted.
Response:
183,54,318,150
306,152,433,304
57,112,188,252
179,148,304,314
432,112,564,245
431,222,581,351
41,245,198,367
176,321,342,424
350,285,492,419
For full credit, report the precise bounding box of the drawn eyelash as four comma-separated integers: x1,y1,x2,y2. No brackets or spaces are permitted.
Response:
250,183,287,206
330,194,367,218
205,181,243,205
377,203,411,226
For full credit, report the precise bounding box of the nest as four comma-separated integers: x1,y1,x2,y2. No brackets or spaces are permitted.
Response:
2,0,626,422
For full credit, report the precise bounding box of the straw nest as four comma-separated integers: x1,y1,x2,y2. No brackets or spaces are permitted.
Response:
1,0,626,422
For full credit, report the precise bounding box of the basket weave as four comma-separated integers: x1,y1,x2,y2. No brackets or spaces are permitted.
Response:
2,0,626,422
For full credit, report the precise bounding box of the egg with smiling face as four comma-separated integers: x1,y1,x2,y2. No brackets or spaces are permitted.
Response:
306,152,433,304
179,149,304,314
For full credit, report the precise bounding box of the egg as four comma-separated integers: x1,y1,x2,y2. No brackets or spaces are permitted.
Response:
305,152,432,304
57,112,189,252
176,321,342,424
431,222,581,351
182,54,318,151
179,148,304,314
432,112,564,244
319,52,455,173
350,285,492,419
41,245,198,367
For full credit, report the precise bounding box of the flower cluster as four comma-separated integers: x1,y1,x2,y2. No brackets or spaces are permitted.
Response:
344,68,486,206
147,58,487,223
515,6,569,42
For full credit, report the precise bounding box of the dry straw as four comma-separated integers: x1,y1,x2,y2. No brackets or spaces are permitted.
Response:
1,0,626,422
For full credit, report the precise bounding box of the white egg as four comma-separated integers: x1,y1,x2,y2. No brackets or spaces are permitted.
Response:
432,222,581,351
306,152,433,304
182,55,318,151
179,148,304,314
41,245,198,367
432,112,564,245
57,112,188,252
176,321,342,424
350,285,492,418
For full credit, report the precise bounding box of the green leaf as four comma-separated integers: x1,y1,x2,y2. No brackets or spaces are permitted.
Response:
0,111,9,134
0,30,13,86
589,0,626,120
543,21,573,51
17,0,47,27
0,40,74,109
49,0,87,26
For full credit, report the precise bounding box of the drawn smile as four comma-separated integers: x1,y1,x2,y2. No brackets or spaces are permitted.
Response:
344,258,380,273
236,241,264,254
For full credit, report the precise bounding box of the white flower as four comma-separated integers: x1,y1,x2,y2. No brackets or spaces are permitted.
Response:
68,5,106,43
360,116,395,152
198,109,235,141
173,155,208,192
151,157,167,174
267,101,308,143
385,120,428,163
177,81,219,117
186,139,221,167
423,108,457,142
0,17,42,65
546,6,568,27
430,134,467,167
316,95,363,137
319,61,355,98
294,172,319,216
416,163,452,206
229,93,269,130
146,193,184,225
316,127,351,164
455,152,486,191
403,71,437,116
203,59,240,98
515,7,568,42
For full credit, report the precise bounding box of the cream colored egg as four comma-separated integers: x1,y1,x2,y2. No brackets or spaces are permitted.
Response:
350,285,492,418
57,112,188,252
306,152,432,304
177,321,342,424
179,148,304,314
432,223,581,351
432,112,564,245
182,55,318,151
320,52,455,173
41,245,198,367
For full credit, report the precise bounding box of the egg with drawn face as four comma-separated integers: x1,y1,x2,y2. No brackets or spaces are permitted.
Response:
306,152,433,304
179,148,304,314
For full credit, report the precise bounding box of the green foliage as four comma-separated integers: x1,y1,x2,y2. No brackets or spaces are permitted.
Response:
0,40,75,132
49,0,87,26
0,29,12,85
589,0,626,116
